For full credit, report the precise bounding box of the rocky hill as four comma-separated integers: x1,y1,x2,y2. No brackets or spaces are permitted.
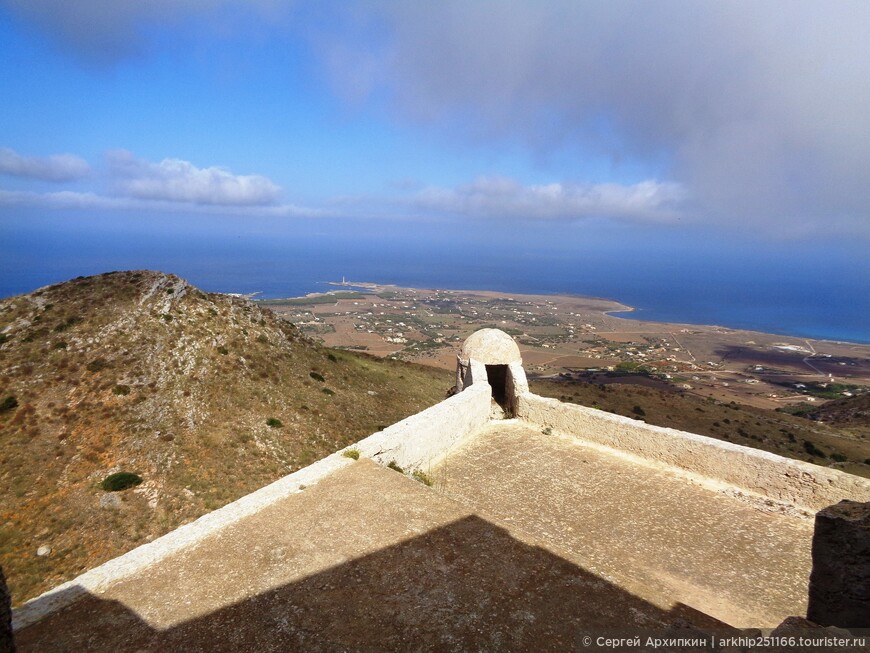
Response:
807,393,870,428
0,271,451,604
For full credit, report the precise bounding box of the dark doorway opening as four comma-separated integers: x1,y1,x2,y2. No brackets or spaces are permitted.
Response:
485,364,509,409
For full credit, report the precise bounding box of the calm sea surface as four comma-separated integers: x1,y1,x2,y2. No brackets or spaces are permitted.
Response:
2,215,868,344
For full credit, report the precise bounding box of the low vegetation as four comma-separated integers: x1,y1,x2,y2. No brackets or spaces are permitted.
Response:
0,271,451,605
101,472,143,492
412,469,433,486
258,292,367,306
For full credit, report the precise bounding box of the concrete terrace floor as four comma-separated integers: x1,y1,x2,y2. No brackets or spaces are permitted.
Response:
434,421,814,629
17,421,815,652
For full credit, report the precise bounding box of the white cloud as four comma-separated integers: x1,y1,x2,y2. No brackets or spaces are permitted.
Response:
0,149,328,216
107,150,282,206
0,147,91,182
413,176,685,223
0,187,325,218
0,189,124,209
314,2,870,236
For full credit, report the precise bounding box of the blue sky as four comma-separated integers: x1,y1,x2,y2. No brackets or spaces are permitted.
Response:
2,1,870,291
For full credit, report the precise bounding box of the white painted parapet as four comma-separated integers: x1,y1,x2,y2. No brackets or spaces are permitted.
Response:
13,452,355,631
518,392,870,513
353,382,492,471
14,381,493,631
507,360,529,395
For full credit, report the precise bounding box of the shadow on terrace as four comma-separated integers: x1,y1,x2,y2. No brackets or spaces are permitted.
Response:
16,514,731,652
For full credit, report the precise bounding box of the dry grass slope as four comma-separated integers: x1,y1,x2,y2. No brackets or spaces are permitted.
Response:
0,271,451,605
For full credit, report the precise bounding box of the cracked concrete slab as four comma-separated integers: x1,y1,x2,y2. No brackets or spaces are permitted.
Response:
16,455,746,652
433,421,814,628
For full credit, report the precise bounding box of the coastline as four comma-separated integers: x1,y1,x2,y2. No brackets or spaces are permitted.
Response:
261,280,870,412
276,280,869,347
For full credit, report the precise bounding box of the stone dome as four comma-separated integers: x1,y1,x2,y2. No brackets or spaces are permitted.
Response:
459,328,522,364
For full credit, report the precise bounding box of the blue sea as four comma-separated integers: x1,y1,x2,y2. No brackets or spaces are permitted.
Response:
2,210,868,344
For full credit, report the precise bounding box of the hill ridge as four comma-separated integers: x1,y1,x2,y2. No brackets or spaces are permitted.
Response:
0,270,450,604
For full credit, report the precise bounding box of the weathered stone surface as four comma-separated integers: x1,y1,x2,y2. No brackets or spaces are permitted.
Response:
770,617,868,652
12,337,870,650
1,566,15,653
458,328,521,365
517,393,870,512
807,500,870,629
99,493,122,510
18,460,738,652
435,421,814,628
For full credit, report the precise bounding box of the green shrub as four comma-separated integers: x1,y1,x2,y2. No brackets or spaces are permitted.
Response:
161,314,173,322
101,472,143,492
342,448,360,460
112,385,130,396
53,340,67,349
266,417,283,428
322,388,335,396
0,396,18,413
54,316,81,332
632,405,646,416
327,353,338,362
0,333,7,345
412,470,433,486
830,453,847,463
803,440,826,458
309,371,325,382
387,460,404,473
87,358,110,373
541,426,552,435
217,346,229,355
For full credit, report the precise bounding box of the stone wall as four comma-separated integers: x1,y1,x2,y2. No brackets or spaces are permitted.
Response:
354,382,492,471
14,383,492,631
517,393,870,512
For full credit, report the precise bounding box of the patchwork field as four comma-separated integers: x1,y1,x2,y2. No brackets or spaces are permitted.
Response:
262,282,870,411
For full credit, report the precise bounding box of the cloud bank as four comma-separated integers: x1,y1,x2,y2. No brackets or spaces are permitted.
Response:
316,1,870,235
0,0,286,62
0,188,320,218
7,2,870,235
107,150,282,206
414,177,684,223
0,149,324,217
0,147,91,182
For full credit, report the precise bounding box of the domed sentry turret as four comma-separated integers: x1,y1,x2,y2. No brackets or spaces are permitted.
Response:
456,328,528,416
